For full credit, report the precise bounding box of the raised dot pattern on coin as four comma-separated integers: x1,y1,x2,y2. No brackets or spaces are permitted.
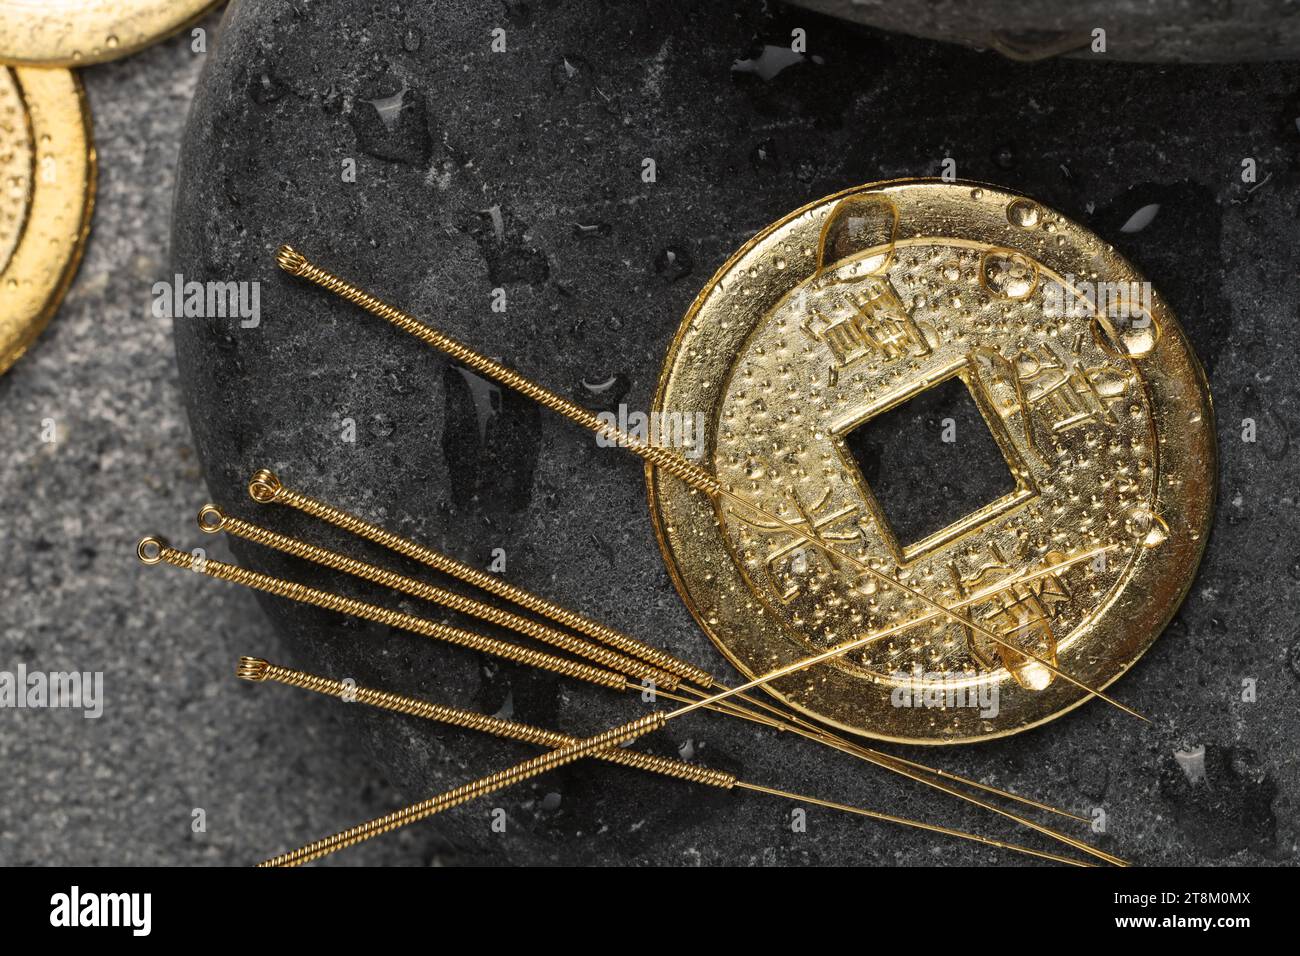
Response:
0,66,32,271
650,181,1215,744
0,66,94,376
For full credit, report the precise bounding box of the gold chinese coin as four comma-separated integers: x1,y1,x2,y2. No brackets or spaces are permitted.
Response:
0,0,221,67
648,180,1215,744
0,66,94,376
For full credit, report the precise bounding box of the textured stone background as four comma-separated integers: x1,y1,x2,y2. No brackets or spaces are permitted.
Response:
788,0,1300,62
0,9,420,866
4,0,1298,866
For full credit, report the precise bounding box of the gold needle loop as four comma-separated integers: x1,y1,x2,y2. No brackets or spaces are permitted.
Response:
241,656,1092,867
199,504,683,690
246,467,712,687
257,711,667,867
136,536,627,690
275,246,1144,723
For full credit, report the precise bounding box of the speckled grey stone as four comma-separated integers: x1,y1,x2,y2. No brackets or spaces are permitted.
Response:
0,11,421,866
168,0,1299,865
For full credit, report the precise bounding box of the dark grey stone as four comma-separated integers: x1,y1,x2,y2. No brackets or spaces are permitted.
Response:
790,0,1300,62
169,0,1300,865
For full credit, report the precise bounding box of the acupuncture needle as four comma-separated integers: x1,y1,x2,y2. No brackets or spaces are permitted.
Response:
255,602,1122,867
238,656,1093,868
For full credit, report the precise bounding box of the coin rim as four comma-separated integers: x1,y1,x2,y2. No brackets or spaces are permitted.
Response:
0,66,96,375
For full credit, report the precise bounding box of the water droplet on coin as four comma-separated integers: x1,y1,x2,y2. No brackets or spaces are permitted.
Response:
980,250,1038,300
1006,198,1040,228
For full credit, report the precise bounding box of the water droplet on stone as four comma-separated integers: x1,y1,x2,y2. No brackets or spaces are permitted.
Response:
249,68,288,105
549,55,591,95
347,82,433,166
578,372,630,410
749,138,781,176
321,81,344,114
655,245,693,282
1120,203,1161,233
1174,746,1207,785
731,45,806,82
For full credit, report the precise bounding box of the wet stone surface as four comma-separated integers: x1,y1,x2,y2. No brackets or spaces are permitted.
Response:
172,0,1299,864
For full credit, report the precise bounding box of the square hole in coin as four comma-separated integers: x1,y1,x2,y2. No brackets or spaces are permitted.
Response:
842,375,1017,551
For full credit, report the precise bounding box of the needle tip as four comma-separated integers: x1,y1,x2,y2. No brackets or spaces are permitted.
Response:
275,244,307,275
1112,699,1150,723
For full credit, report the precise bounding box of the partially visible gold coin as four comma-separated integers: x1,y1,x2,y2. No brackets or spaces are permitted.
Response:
0,66,94,376
649,180,1215,744
0,0,221,67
